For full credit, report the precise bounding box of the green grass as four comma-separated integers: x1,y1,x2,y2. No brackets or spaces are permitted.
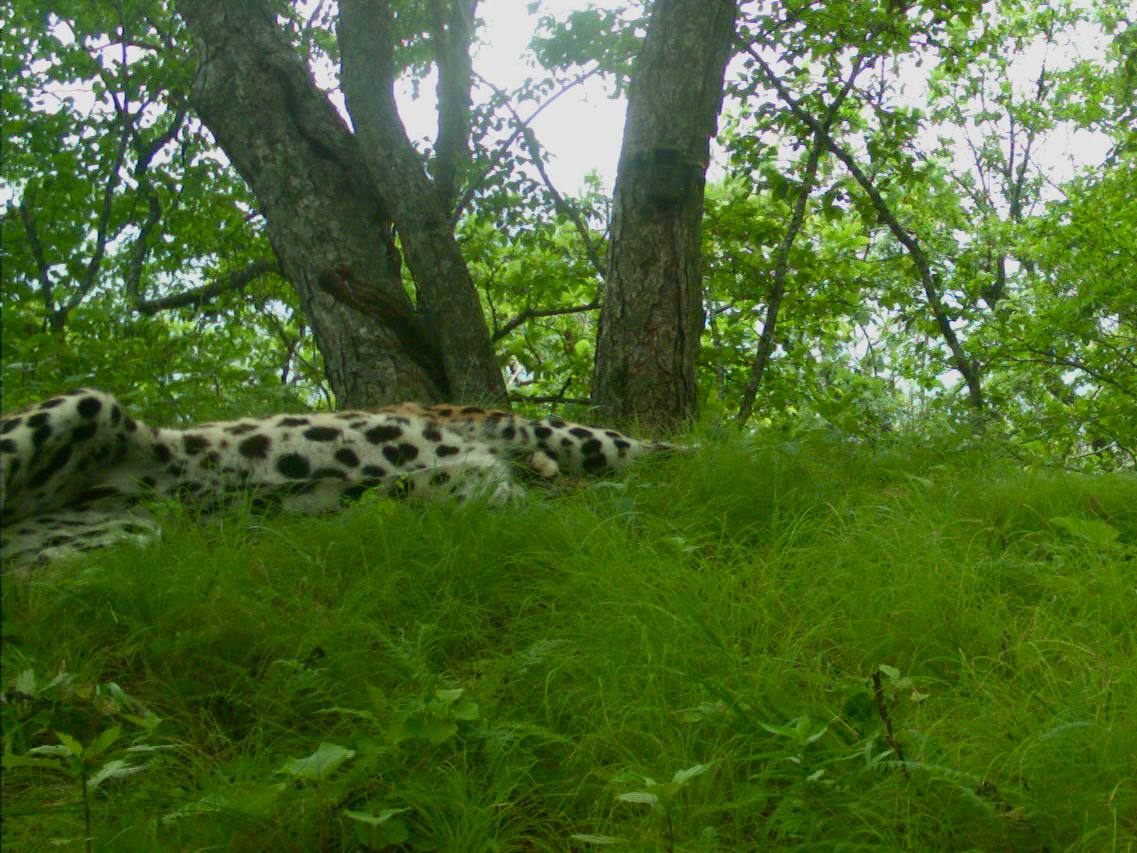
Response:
3,436,1136,851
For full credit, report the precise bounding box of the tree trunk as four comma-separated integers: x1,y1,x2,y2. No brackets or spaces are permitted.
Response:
591,0,738,430
177,0,504,407
338,0,506,406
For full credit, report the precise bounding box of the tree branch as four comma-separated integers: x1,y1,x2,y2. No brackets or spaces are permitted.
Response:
1008,352,1135,397
65,116,132,318
737,50,868,426
430,0,478,207
453,63,613,221
133,258,281,315
492,301,599,343
478,72,606,280
133,105,187,179
509,394,591,406
124,193,163,305
17,188,56,323
125,107,188,304
747,45,985,410
339,0,507,403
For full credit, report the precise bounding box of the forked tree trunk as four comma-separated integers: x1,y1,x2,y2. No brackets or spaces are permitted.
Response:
177,0,506,408
591,0,739,429
338,0,505,406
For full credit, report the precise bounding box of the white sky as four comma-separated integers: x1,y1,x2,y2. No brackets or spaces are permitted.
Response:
389,0,1113,201
21,2,1116,214
394,0,629,195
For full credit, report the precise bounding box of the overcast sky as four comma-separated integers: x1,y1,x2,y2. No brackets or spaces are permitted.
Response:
390,0,1113,201
393,0,629,194
31,1,1115,205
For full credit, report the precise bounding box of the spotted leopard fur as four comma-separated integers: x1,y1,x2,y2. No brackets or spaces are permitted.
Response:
1,389,671,571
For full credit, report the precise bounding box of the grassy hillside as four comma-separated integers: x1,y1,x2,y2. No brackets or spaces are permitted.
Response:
3,436,1135,851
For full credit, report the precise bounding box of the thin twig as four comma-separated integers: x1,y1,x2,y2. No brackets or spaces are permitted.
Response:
492,301,599,343
747,44,985,410
736,48,869,425
871,670,910,777
133,259,281,315
17,190,54,319
508,394,591,406
481,72,606,279
454,63,617,220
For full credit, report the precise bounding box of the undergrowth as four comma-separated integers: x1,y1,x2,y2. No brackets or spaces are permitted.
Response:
3,434,1135,851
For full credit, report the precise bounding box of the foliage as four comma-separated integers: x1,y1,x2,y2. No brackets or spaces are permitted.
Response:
2,0,1134,453
1,1,322,416
3,437,1135,849
713,0,1134,463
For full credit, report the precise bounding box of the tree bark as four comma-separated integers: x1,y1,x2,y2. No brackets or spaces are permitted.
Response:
591,0,739,429
338,0,507,406
177,0,496,407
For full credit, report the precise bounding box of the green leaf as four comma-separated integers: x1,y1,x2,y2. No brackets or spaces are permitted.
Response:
434,688,465,705
53,731,84,758
344,807,411,825
162,793,229,824
672,763,711,785
1051,516,1120,548
26,745,73,759
87,758,145,791
616,791,658,807
12,669,36,695
423,717,459,745
570,833,625,845
801,724,829,746
86,726,122,760
679,702,727,722
346,807,411,848
759,721,800,739
3,753,64,771
451,699,480,721
278,742,355,782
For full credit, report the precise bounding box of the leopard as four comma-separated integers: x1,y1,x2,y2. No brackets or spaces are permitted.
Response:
1,389,674,572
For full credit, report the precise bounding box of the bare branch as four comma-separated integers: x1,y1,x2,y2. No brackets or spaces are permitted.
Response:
301,0,328,39
737,50,867,426
133,258,281,315
124,193,163,304
430,0,478,206
509,394,591,406
133,106,187,179
527,128,606,280
454,63,614,221
124,107,188,303
1008,63,1048,223
477,71,606,280
492,301,599,343
64,117,132,318
1004,352,1135,397
736,133,826,426
872,670,910,776
17,189,55,321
